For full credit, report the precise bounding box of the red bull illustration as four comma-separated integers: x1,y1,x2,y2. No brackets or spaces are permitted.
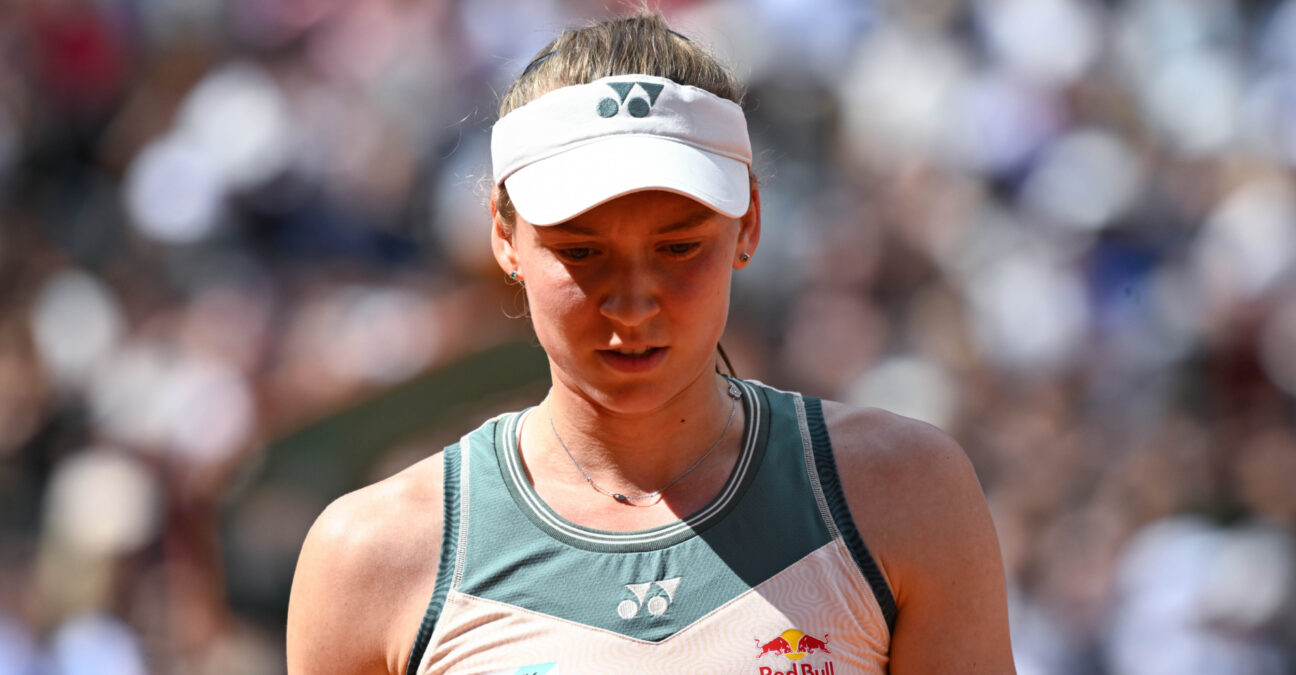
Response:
796,633,830,655
754,635,792,658
754,629,835,674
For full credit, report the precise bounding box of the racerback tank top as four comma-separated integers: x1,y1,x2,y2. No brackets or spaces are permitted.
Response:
406,378,894,674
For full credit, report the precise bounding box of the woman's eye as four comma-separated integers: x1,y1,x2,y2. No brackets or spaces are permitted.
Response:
558,247,593,261
664,242,699,256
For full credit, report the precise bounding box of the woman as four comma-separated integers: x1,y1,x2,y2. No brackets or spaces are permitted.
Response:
287,13,1014,674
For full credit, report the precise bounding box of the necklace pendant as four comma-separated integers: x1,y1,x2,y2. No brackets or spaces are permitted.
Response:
548,387,739,509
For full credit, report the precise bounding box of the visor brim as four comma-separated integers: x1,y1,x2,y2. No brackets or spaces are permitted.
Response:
502,136,751,226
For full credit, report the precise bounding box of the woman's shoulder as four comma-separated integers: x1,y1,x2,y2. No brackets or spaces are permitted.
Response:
818,400,974,500
817,400,998,605
287,452,447,674
307,451,447,563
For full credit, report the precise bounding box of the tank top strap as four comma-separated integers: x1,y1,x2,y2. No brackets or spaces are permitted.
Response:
801,395,897,633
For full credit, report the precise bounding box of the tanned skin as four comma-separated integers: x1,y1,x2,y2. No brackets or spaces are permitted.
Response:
286,189,1015,674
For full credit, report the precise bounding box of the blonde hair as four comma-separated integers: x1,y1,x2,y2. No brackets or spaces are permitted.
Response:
494,12,746,226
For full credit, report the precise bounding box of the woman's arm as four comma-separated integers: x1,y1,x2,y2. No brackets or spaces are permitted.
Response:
825,403,1015,674
287,455,445,675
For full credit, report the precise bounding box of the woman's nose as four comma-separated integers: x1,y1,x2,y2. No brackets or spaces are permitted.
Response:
599,261,661,327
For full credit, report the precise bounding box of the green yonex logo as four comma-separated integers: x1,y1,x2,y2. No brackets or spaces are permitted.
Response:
597,81,665,118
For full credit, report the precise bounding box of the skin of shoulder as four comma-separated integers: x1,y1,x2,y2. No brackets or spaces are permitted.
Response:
286,452,446,675
821,401,1015,674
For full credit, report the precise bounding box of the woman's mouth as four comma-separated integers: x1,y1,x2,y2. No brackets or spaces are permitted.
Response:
598,346,667,372
612,347,657,356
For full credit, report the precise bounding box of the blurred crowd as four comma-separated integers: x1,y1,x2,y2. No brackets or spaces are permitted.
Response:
2,0,1296,673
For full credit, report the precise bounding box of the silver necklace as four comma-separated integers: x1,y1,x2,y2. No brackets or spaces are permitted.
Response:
547,381,742,505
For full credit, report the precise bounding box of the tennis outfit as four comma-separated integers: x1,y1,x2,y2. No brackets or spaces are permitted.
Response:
406,379,894,675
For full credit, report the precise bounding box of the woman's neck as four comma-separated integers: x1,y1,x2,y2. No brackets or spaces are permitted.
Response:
519,369,745,520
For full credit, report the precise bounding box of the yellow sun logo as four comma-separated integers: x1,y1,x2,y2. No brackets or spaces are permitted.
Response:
779,629,807,660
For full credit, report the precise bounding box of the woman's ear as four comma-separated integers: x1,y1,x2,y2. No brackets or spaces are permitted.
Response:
491,186,521,277
734,184,761,269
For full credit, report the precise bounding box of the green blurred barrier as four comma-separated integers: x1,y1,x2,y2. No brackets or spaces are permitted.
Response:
220,340,550,622
252,340,550,497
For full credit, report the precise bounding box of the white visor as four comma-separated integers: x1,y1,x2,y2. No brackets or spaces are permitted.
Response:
491,74,752,226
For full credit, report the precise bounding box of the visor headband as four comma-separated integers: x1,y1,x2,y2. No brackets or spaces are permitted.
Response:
491,74,753,187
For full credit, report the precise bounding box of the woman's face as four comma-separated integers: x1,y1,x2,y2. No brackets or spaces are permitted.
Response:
493,189,759,413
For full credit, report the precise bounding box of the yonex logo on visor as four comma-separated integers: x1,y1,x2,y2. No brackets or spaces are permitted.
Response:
491,74,753,225
597,81,666,118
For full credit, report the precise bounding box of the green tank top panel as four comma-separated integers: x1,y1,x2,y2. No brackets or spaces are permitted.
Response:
405,378,895,675
453,378,835,641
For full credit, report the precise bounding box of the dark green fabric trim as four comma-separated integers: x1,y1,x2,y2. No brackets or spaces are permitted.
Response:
405,440,465,675
494,379,767,553
804,397,897,633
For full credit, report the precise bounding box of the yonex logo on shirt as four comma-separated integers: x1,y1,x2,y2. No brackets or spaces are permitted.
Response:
596,81,665,118
617,577,681,619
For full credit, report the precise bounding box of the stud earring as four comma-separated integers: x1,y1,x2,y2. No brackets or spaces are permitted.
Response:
509,270,519,280
739,253,751,262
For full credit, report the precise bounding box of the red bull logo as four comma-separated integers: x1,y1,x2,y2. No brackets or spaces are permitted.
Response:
754,629,834,674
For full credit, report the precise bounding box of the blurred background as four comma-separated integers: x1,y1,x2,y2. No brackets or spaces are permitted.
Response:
2,0,1296,672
